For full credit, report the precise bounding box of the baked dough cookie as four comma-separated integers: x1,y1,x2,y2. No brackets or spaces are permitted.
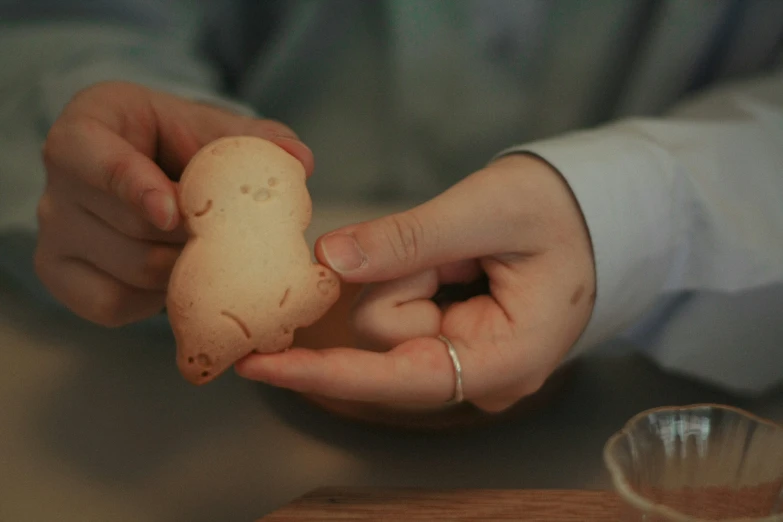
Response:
167,136,340,385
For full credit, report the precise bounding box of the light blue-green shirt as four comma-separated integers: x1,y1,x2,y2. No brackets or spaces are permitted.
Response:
1,0,782,393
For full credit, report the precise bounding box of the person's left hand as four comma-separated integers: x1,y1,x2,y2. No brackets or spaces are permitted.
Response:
235,154,596,413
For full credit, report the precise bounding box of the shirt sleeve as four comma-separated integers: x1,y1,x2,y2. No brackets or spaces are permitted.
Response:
0,1,253,297
496,65,783,393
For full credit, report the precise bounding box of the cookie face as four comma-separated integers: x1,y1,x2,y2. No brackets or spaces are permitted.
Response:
167,136,341,385
178,137,311,238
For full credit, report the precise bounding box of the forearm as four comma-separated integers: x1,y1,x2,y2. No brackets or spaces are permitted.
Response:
499,64,783,392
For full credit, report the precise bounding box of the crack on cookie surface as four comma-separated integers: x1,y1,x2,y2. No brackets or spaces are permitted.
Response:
220,310,251,339
193,199,213,217
279,287,291,308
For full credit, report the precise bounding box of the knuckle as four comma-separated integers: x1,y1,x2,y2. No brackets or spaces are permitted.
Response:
87,286,136,328
69,112,104,138
35,192,55,228
384,212,426,266
71,81,138,109
400,341,452,377
51,114,135,200
41,137,56,173
424,343,454,376
350,306,374,340
104,152,136,199
32,245,55,285
135,246,179,290
42,121,68,173
67,85,96,110
351,299,392,348
350,293,380,330
116,212,158,240
70,82,107,105
31,246,162,327
33,205,69,277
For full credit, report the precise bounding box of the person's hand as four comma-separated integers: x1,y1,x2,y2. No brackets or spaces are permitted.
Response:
235,154,595,413
34,81,313,327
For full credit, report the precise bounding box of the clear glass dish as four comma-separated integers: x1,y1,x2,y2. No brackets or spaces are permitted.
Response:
604,404,783,521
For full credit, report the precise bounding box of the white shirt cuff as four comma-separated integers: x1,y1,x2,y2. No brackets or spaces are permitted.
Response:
497,122,686,358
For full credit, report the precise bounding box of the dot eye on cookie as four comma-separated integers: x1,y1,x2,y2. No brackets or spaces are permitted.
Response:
240,176,280,202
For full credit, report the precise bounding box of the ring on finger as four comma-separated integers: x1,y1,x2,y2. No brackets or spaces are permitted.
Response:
438,334,464,406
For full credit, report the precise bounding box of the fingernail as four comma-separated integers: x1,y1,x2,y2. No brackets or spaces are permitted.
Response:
141,190,176,230
273,136,313,157
273,133,301,142
321,233,367,273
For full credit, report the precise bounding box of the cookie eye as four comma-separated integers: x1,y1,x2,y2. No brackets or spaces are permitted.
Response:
267,177,279,187
253,188,272,202
240,185,250,194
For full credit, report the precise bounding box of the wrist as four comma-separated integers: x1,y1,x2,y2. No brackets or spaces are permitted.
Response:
486,152,593,256
497,123,686,357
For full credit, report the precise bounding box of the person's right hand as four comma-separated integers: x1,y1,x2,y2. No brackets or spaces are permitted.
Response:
34,81,313,327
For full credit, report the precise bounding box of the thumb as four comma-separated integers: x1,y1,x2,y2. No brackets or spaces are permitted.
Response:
315,168,524,283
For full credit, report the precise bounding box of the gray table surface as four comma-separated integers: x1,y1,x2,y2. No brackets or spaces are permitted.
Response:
2,207,781,522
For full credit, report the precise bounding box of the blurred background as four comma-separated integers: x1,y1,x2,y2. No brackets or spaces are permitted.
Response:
0,1,781,520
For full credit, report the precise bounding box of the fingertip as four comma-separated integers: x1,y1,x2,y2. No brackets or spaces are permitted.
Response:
233,352,273,383
233,356,254,379
351,270,441,348
233,350,290,380
271,137,315,177
353,299,441,349
318,232,368,276
234,348,321,391
141,188,179,231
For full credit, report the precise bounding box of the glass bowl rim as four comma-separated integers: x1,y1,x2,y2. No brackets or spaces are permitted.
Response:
603,403,783,522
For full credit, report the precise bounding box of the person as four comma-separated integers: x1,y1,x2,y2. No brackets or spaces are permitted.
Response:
0,1,782,413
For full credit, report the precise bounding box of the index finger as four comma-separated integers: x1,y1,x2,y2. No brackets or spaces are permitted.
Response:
234,338,456,405
44,115,177,231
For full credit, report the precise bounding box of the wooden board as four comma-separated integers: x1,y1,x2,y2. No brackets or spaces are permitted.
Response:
260,488,622,521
